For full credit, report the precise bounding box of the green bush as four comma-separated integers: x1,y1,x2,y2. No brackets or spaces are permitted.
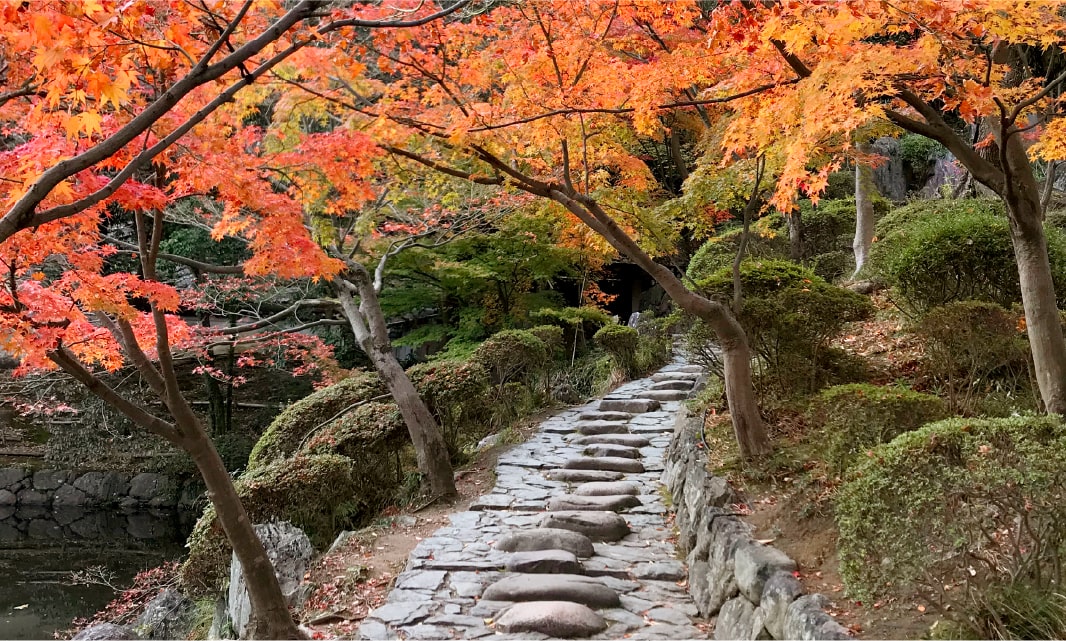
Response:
594,324,640,378
870,207,1066,312
807,383,948,474
693,260,873,396
874,198,1004,240
471,329,549,387
180,453,378,596
528,324,565,358
635,313,675,375
246,372,385,470
799,197,890,260
531,306,612,357
303,401,405,457
916,302,1031,413
1045,208,1066,230
406,359,490,451
836,416,1066,638
685,226,788,282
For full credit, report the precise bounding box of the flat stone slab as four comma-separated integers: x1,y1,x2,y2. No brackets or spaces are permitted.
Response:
583,444,642,459
638,389,689,401
540,510,630,541
505,549,582,574
495,528,595,557
546,469,625,483
548,494,641,512
575,420,630,436
495,601,606,637
650,380,693,390
651,372,698,382
578,411,633,422
483,574,620,608
674,365,703,373
572,434,651,448
574,481,641,496
633,560,687,581
599,398,661,413
564,456,645,474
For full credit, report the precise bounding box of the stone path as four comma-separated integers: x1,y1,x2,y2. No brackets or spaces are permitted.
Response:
358,355,706,640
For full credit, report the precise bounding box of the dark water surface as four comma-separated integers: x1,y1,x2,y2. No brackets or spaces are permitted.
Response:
0,506,193,640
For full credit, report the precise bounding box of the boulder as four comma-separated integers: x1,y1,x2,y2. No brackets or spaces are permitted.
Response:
0,467,27,490
495,601,606,637
17,488,50,505
495,528,595,557
564,456,644,474
136,589,196,640
575,421,630,436
504,549,582,574
545,469,624,483
73,472,128,503
638,389,689,401
0,489,15,505
128,473,179,508
598,399,660,413
573,481,640,496
33,469,72,491
714,597,768,640
783,594,852,640
73,624,141,640
483,574,620,608
753,571,803,639
650,380,694,391
735,542,797,604
53,484,88,507
547,494,640,512
539,510,630,541
582,444,641,459
228,521,314,639
632,560,686,581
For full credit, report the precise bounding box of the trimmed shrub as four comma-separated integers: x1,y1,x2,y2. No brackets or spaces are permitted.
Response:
471,329,548,387
406,359,491,450
693,260,873,396
594,324,640,378
635,313,675,375
836,416,1066,638
874,197,1005,240
807,383,949,474
180,454,374,597
303,401,405,460
531,306,612,357
528,324,565,358
685,226,788,282
246,372,385,470
915,301,1031,413
870,207,1066,312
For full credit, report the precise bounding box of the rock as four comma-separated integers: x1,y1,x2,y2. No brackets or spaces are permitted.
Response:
129,473,179,507
599,398,660,413
575,420,630,436
17,488,50,505
207,595,235,639
547,494,641,512
632,561,686,581
53,483,88,507
136,589,195,640
714,597,768,640
357,619,398,640
572,434,650,448
505,549,582,574
33,469,71,491
545,469,624,483
228,521,314,639
28,518,63,538
127,512,172,540
564,456,645,474
638,389,689,401
483,574,620,608
0,489,15,505
735,542,797,604
368,602,434,627
539,510,630,541
674,365,703,373
649,380,693,391
73,624,141,640
495,601,607,637
578,411,633,422
754,571,803,639
645,606,692,626
0,467,28,490
784,594,852,640
583,444,641,459
73,472,128,503
651,372,698,382
477,433,502,450
495,528,595,557
573,481,640,496
847,280,881,295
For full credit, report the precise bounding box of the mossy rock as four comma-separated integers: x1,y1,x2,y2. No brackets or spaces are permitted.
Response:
246,371,385,470
303,401,406,460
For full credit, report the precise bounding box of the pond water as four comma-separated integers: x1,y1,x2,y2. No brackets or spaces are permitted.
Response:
0,506,194,640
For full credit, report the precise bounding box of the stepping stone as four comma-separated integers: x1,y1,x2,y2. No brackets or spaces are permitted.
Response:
483,574,620,608
599,398,661,413
546,469,625,483
675,365,703,373
638,389,689,401
575,420,630,436
540,510,630,541
632,560,686,581
495,528,595,557
574,481,641,496
650,380,693,391
548,494,641,512
578,411,633,422
495,601,607,637
505,549,582,574
564,456,645,474
572,434,651,448
583,444,641,459
651,372,698,382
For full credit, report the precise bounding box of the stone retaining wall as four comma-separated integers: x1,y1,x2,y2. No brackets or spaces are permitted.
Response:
663,410,852,640
0,467,202,510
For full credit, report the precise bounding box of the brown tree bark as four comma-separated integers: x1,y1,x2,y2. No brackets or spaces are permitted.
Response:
334,271,458,498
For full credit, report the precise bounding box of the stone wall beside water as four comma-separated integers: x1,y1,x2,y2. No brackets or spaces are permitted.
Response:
0,467,202,510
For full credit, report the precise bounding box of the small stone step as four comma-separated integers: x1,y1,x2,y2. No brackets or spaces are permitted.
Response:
632,560,687,581
578,411,633,422
483,574,620,608
546,469,625,483
674,365,703,373
583,444,641,459
638,389,689,401
564,456,645,474
505,549,582,574
575,420,630,436
495,528,595,557
540,510,630,541
495,601,606,637
573,481,641,496
548,494,641,512
649,380,694,391
571,434,651,448
598,398,661,413
651,371,699,382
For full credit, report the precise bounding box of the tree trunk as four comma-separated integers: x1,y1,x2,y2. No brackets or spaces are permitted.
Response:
852,156,877,278
334,277,458,498
787,208,803,261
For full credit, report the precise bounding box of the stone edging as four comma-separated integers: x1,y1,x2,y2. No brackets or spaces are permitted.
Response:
0,467,202,509
662,410,852,640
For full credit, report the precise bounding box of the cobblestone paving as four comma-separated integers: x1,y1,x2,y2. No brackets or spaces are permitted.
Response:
357,355,705,640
